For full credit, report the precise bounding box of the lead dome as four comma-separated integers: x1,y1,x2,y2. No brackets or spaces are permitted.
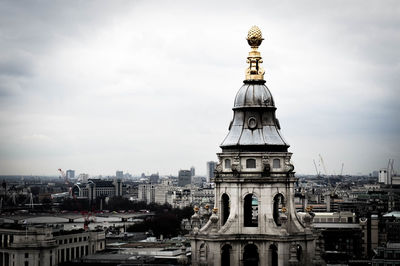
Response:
234,83,275,109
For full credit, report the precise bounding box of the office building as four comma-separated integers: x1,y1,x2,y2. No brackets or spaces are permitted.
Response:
178,170,191,187
206,161,217,183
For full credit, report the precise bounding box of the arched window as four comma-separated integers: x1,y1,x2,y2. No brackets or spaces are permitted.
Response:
243,244,259,266
269,244,278,266
296,244,303,262
225,159,231,169
273,194,285,226
244,194,258,227
246,159,256,168
221,193,230,226
273,159,281,168
221,244,232,266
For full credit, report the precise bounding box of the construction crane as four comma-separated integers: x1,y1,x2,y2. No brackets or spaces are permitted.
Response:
313,159,320,176
331,183,340,197
82,211,95,231
319,154,328,176
58,168,66,180
58,168,71,185
387,159,395,184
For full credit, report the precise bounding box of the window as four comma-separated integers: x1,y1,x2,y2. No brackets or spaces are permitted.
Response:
296,244,303,262
273,159,281,168
221,244,232,266
273,193,285,226
225,159,231,169
269,244,278,266
246,159,256,169
221,194,230,226
25,253,29,258
244,194,258,227
243,244,259,266
24,262,28,266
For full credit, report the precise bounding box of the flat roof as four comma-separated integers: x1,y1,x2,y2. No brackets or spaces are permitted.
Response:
313,223,360,229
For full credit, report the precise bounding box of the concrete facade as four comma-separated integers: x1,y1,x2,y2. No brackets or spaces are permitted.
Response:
0,224,105,266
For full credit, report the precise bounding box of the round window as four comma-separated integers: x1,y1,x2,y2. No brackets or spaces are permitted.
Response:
248,117,257,129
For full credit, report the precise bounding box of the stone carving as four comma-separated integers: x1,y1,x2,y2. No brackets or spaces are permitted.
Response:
262,162,271,177
191,206,201,234
209,208,219,233
214,162,223,178
231,163,241,177
303,206,315,228
285,159,295,177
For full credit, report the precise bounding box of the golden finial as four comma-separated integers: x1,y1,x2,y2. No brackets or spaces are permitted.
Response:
247,26,263,48
245,25,265,81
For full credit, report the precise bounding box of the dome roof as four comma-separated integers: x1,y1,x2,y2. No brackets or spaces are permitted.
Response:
221,81,289,152
234,83,275,109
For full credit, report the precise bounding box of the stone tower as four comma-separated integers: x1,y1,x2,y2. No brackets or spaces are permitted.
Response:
190,26,324,266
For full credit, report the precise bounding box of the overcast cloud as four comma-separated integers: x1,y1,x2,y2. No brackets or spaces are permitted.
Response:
0,0,399,176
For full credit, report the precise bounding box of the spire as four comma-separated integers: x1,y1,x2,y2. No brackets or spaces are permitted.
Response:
245,26,265,81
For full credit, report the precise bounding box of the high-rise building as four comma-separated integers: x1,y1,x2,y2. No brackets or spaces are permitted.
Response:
150,173,159,183
190,166,196,177
66,169,75,179
178,170,192,187
206,161,217,182
190,26,322,266
116,170,124,179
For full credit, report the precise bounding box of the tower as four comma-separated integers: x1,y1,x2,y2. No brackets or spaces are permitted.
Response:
178,170,192,187
190,26,324,266
207,161,217,182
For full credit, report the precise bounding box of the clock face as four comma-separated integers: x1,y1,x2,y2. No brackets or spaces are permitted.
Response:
248,117,257,129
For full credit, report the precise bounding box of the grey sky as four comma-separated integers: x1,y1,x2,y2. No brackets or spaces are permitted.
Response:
0,0,399,176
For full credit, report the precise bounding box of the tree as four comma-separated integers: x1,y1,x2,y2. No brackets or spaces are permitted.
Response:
150,213,180,238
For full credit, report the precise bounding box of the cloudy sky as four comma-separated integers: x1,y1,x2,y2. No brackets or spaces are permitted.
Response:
0,0,399,176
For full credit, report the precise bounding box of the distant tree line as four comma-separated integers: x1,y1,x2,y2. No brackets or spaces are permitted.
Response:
126,203,193,238
60,197,194,238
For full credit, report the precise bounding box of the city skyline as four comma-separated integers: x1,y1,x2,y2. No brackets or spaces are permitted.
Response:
0,1,399,176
